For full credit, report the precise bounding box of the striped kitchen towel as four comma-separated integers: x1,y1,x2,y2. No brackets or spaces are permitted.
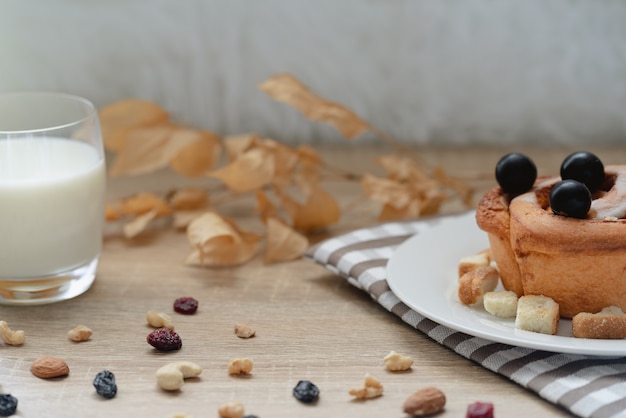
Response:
305,212,626,418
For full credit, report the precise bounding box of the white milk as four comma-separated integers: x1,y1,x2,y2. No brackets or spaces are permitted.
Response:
0,137,106,278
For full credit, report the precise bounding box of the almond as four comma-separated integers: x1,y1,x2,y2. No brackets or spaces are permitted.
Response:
403,387,446,416
30,356,70,379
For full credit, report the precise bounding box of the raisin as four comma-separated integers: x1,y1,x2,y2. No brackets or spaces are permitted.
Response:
93,370,117,399
147,327,182,351
292,380,319,403
466,401,494,418
0,394,17,417
173,297,198,314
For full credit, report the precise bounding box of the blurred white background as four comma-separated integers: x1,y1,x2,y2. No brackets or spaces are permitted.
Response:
2,0,626,146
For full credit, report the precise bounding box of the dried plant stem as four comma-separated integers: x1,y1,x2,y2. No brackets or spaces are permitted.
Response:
367,125,433,170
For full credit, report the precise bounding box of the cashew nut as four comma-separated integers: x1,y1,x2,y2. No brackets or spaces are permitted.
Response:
156,361,202,391
146,311,174,330
0,321,25,346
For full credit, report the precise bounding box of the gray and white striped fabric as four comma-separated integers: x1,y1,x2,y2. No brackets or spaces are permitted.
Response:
305,214,626,418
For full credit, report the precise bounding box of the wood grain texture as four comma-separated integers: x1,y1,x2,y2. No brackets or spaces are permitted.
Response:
3,145,612,417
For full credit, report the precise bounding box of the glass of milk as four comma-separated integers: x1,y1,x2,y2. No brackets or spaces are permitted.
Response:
0,92,106,304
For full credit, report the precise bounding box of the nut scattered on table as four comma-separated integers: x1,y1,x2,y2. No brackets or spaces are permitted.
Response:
67,325,93,342
0,321,25,346
403,387,446,416
217,401,245,418
228,358,254,375
348,374,384,400
234,323,256,339
155,361,202,391
30,356,70,379
383,351,413,371
146,311,174,330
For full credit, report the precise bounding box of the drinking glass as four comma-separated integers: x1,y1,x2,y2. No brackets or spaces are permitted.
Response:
0,92,106,304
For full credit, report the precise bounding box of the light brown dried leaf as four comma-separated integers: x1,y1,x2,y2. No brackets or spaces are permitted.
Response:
173,209,206,229
292,185,341,233
118,192,173,217
360,173,414,209
259,73,370,139
259,138,299,187
169,128,222,177
105,204,121,221
223,134,259,162
264,217,309,263
108,124,203,177
256,190,284,224
209,147,275,193
99,99,169,152
169,187,209,211
376,154,431,182
186,212,261,266
123,209,158,238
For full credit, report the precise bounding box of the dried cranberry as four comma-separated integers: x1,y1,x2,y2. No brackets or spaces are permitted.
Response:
173,297,198,314
466,401,494,418
147,328,182,351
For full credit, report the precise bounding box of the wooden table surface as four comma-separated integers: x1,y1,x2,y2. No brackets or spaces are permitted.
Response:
3,144,621,418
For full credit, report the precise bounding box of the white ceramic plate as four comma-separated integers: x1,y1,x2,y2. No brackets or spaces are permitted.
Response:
386,211,626,356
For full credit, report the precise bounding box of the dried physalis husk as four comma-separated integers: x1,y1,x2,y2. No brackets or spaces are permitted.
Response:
169,128,221,177
108,124,204,177
169,188,209,211
223,134,258,162
258,138,299,188
123,210,159,239
290,185,341,233
186,212,261,267
256,190,285,224
118,193,172,217
99,99,169,152
264,217,309,263
209,147,275,193
259,73,370,139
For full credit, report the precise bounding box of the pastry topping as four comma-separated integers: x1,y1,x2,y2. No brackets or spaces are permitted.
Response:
173,297,199,315
495,152,537,194
560,151,605,192
292,380,320,403
458,250,491,278
458,266,499,306
93,370,117,399
549,179,591,219
515,295,559,335
0,393,18,417
147,327,182,351
466,401,494,418
483,290,518,318
403,387,446,416
572,306,626,339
